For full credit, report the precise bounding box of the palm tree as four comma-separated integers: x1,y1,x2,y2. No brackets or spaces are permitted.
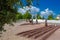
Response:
45,19,47,26
36,14,38,24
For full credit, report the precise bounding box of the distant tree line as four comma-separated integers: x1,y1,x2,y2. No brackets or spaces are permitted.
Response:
16,12,56,20
16,11,32,20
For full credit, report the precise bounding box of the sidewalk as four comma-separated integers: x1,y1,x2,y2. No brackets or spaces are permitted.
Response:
46,28,60,40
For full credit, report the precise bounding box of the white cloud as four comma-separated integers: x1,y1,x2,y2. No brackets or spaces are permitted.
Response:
41,8,54,18
30,6,40,15
18,8,26,14
18,6,40,14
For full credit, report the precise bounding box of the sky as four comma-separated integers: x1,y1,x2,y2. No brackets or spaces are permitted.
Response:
33,0,60,15
18,0,60,18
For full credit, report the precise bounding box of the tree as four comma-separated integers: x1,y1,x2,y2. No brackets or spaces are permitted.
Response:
0,0,34,31
48,14,54,20
36,13,41,19
33,16,36,19
16,13,23,20
45,17,47,27
23,11,32,19
0,0,19,31
35,13,41,24
42,16,45,19
0,0,40,32
45,14,54,27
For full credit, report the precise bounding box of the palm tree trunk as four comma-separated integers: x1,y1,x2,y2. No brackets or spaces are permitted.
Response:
45,19,47,26
36,19,38,24
36,14,38,24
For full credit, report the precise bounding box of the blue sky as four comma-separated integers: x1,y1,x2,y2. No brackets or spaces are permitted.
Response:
33,0,60,15
18,0,60,18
